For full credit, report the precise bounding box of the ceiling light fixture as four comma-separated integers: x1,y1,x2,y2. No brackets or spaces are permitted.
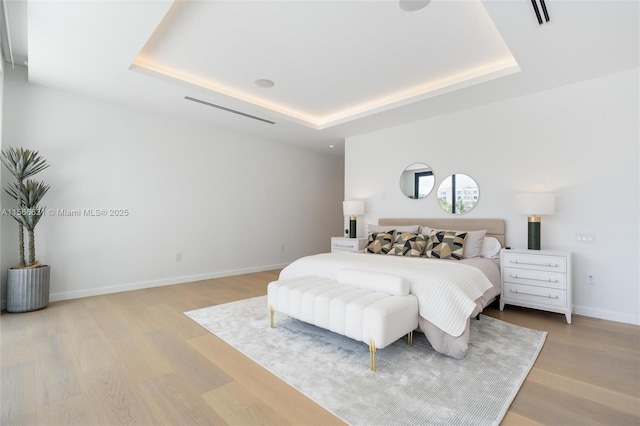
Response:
399,0,431,12
254,79,275,88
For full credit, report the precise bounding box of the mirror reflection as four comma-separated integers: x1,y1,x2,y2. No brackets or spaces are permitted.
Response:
437,174,479,214
400,163,434,199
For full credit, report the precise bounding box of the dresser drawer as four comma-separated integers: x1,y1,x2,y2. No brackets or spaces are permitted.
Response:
502,253,566,273
503,267,567,290
331,237,366,253
503,282,567,308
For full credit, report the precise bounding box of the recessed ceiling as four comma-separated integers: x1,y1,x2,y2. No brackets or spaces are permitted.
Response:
9,0,640,155
132,0,519,129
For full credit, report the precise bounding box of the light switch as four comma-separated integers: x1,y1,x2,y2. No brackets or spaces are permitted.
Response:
576,233,596,244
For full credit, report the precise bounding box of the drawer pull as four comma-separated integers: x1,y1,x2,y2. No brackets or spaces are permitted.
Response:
334,244,355,249
510,289,558,299
509,260,559,268
509,274,559,283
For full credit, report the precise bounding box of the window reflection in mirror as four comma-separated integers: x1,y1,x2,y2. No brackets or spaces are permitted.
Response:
437,174,479,214
400,163,434,199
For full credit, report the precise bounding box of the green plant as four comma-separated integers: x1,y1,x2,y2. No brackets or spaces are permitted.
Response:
1,147,50,268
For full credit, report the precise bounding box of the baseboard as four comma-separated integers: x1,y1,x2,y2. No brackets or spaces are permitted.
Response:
3,273,638,327
573,305,640,326
38,263,288,303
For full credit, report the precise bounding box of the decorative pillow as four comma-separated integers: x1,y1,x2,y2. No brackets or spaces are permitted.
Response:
388,232,427,257
425,230,467,260
421,228,486,258
462,230,487,258
481,236,502,259
365,231,395,254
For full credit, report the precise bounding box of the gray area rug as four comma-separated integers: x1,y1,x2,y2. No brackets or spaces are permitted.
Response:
185,296,546,425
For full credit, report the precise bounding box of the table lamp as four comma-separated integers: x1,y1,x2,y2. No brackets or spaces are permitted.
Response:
515,192,555,250
343,200,364,238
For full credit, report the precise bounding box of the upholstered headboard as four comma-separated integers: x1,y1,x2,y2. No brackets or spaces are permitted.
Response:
378,218,506,247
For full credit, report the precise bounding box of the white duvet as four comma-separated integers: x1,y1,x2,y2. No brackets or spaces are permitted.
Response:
279,252,493,337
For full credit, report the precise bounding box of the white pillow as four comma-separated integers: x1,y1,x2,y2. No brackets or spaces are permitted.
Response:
337,268,410,296
481,237,502,259
420,226,434,236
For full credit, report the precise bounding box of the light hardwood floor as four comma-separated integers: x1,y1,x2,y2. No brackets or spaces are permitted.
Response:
1,270,638,425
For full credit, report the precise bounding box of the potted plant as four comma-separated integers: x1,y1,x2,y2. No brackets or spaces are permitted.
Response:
1,147,51,312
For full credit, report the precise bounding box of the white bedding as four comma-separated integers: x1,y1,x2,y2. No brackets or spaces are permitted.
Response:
279,252,495,338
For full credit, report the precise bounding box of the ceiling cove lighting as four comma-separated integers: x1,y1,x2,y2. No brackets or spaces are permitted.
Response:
132,54,518,130
399,0,431,12
131,58,310,125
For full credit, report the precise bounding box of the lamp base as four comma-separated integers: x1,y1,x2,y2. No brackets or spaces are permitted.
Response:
349,216,357,238
527,216,541,250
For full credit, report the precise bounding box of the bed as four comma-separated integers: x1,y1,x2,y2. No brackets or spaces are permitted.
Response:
279,218,505,359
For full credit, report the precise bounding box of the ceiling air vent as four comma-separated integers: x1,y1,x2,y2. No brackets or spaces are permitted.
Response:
531,0,550,25
184,96,275,125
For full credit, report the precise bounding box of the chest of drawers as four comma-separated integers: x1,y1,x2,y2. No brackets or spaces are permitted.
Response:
500,249,573,324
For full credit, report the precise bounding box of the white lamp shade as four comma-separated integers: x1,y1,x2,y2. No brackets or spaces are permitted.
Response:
515,192,555,215
343,200,364,216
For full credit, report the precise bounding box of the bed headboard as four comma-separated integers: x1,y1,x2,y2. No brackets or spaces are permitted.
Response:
378,218,506,247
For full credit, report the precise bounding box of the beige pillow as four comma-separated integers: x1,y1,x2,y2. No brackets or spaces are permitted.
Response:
461,230,487,258
368,224,420,234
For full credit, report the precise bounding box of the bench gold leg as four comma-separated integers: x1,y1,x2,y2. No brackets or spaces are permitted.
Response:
269,306,274,328
369,339,376,372
408,330,414,346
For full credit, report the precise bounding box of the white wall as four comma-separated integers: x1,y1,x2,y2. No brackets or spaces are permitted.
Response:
0,61,4,276
345,68,639,325
1,66,344,303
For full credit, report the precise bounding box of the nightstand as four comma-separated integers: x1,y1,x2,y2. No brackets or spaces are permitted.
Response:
500,248,573,324
331,237,367,253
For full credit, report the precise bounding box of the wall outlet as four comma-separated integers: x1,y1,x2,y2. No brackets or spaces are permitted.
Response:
176,252,182,261
586,272,595,284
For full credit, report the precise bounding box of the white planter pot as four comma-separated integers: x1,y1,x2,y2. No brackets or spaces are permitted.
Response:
6,265,51,313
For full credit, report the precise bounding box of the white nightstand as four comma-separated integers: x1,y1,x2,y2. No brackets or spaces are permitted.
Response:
500,248,573,324
331,237,367,253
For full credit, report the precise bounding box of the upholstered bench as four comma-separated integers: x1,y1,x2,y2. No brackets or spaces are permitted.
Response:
267,269,419,371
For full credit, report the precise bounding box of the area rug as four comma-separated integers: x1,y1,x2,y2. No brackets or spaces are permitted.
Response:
185,296,546,425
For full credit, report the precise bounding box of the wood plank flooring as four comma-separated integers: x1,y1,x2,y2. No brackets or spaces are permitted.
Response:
1,270,638,425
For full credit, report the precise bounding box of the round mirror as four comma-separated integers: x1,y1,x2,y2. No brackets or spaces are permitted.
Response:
437,173,479,214
400,163,434,199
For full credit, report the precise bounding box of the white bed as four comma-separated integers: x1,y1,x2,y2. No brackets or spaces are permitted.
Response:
279,218,505,359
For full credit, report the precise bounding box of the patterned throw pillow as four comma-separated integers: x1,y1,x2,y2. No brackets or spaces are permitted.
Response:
388,232,427,257
425,230,467,260
365,231,395,254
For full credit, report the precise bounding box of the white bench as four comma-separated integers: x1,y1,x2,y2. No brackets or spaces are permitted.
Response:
267,270,419,371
